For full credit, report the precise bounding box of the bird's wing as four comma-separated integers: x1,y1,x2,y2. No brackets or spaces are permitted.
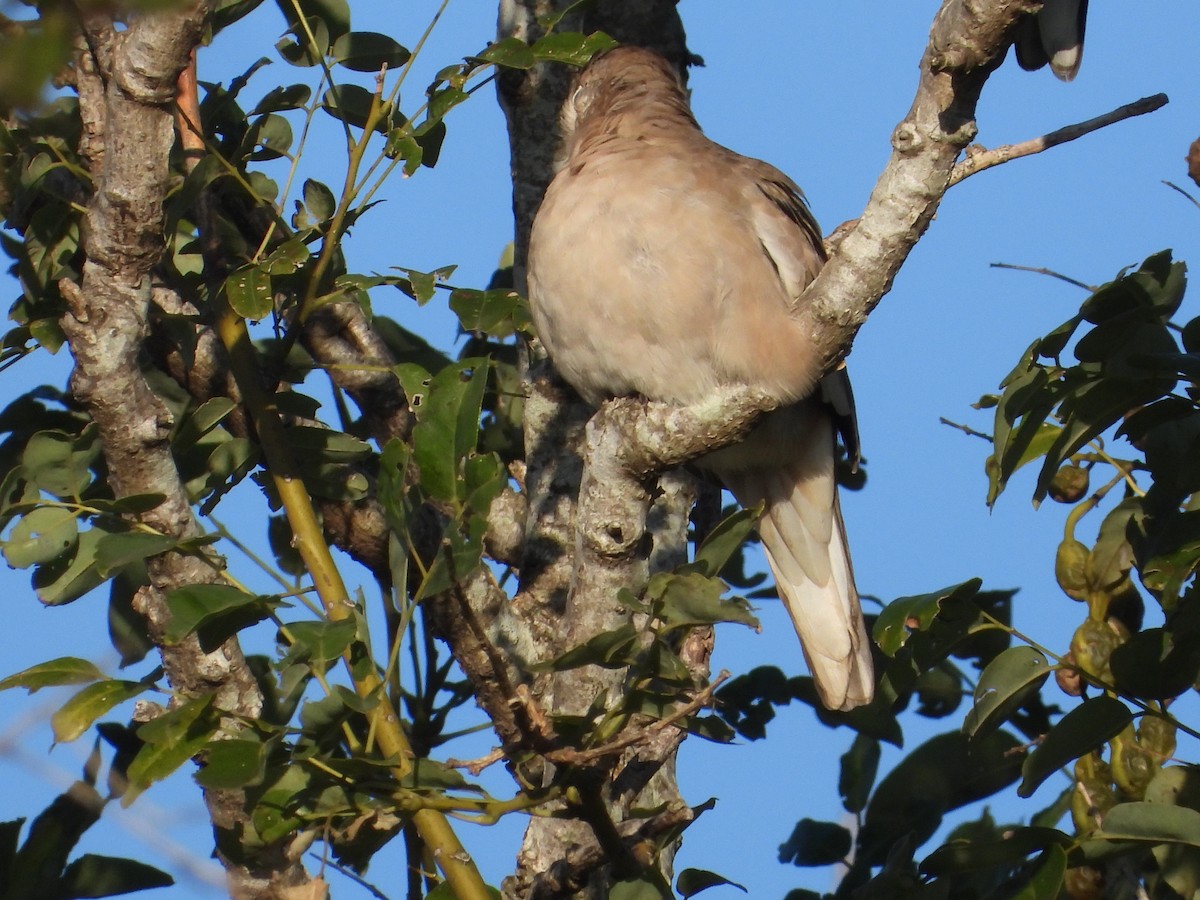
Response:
740,160,826,304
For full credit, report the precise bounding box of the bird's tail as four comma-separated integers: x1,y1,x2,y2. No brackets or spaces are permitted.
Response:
711,406,874,711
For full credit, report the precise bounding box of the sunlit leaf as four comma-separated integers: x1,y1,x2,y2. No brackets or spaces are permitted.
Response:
530,31,617,66
0,657,106,693
3,506,78,568
51,679,147,744
225,266,273,321
873,579,982,656
1092,802,1200,848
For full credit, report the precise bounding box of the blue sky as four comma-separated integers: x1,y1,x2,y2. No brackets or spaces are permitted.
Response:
1,2,1199,897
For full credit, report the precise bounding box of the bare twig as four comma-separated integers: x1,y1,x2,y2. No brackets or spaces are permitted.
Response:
1162,179,1200,211
989,262,1095,291
939,417,993,442
445,748,506,776
949,93,1169,187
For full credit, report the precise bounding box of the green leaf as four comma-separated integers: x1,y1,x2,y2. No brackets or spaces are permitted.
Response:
1084,498,1138,592
404,757,476,792
58,854,174,898
448,288,521,334
251,83,312,114
125,695,218,804
691,508,760,579
194,738,268,789
252,765,311,842
1110,627,1200,701
859,731,1024,867
22,430,96,497
529,31,617,66
320,84,385,132
779,818,853,866
541,623,640,672
1019,696,1131,798
610,877,669,900
986,422,1061,505
109,570,154,668
281,618,357,664
330,31,411,71
839,733,880,814
7,780,102,898
0,657,106,693
536,0,597,30
34,527,105,605
676,868,747,898
873,579,982,656
1092,802,1200,848
412,362,489,504
174,397,235,447
163,583,278,648
962,646,1050,739
276,16,329,66
301,178,336,224
281,425,371,461
0,817,21,889
262,237,310,275
283,0,349,40
4,506,78,568
646,571,758,630
246,113,293,161
473,37,536,70
94,531,178,577
225,266,273,321
51,679,147,743
1003,845,1067,900
920,826,1070,877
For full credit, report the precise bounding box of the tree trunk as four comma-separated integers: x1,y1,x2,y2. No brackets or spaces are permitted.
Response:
496,2,702,896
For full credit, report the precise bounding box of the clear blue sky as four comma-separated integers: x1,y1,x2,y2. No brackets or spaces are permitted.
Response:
1,3,1198,897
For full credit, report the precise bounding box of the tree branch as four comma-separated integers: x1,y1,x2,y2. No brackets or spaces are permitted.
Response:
56,4,318,896
949,93,1169,186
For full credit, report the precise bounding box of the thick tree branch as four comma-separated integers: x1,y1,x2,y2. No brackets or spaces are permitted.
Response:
57,5,321,897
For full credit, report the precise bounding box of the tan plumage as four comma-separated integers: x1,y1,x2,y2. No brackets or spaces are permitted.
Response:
527,46,873,711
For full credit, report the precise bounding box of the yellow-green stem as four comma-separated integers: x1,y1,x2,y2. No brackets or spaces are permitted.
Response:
215,301,491,899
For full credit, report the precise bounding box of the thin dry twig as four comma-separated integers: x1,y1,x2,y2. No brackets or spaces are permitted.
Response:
939,417,993,442
1162,179,1200,211
989,261,1095,291
445,748,506,776
949,93,1169,187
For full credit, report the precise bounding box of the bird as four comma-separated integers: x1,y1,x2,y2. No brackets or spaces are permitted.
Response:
1014,0,1088,81
526,46,874,711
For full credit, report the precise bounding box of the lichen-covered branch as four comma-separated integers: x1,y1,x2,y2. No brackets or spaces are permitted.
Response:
56,4,322,896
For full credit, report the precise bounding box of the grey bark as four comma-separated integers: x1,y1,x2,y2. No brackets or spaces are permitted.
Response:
59,7,318,898
497,2,701,896
495,0,1060,895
